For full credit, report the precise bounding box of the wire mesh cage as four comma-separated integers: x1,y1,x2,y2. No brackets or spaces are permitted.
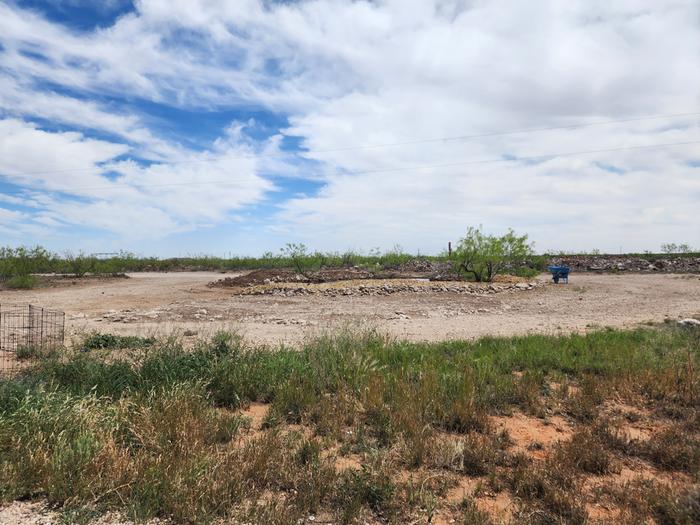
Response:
0,304,65,373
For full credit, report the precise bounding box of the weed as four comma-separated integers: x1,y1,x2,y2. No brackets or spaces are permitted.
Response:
555,427,616,475
81,333,156,351
639,424,700,473
459,497,493,525
15,344,55,360
509,456,587,524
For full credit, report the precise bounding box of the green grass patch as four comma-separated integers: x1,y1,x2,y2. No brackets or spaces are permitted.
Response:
5,274,38,289
80,333,156,351
0,325,697,523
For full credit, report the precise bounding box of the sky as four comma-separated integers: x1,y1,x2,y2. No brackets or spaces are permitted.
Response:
0,0,698,257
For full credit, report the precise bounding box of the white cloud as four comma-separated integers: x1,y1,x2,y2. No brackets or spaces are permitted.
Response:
0,119,274,240
0,0,699,252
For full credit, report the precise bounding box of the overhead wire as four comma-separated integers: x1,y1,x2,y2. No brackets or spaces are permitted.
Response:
2,110,699,179
2,138,698,195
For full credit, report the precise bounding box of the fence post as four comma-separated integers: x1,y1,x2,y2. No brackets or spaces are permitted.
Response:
28,304,35,348
40,307,44,350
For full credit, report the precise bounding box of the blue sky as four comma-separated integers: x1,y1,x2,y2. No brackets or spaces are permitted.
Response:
0,0,699,256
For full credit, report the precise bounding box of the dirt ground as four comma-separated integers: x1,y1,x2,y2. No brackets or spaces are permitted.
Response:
1,272,699,524
2,271,699,346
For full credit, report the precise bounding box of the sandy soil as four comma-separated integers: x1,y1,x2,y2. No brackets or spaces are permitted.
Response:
1,271,699,346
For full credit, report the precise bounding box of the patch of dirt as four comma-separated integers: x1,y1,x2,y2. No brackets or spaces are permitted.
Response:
445,476,484,503
475,491,515,522
0,273,128,291
3,272,700,347
491,412,573,459
333,454,364,471
0,501,166,525
240,402,269,432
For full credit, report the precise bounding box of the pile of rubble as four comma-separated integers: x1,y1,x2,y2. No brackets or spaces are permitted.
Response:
232,280,540,297
549,255,700,273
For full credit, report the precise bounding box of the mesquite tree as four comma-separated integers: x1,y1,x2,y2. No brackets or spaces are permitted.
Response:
452,227,533,282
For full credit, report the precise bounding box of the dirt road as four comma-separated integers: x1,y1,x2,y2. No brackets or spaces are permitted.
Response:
3,272,700,345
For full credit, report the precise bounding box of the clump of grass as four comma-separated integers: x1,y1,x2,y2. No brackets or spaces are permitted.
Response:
459,497,493,525
15,344,56,361
638,424,700,473
508,456,587,524
81,332,156,351
333,464,397,523
555,427,616,475
604,479,700,524
6,274,38,289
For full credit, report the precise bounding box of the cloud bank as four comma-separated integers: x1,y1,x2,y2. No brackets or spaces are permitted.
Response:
0,0,698,254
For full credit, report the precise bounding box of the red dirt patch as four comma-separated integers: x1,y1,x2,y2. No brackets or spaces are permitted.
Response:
491,412,573,459
240,402,269,431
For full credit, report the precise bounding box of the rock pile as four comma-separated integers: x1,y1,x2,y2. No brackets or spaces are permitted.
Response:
232,280,540,297
549,255,700,273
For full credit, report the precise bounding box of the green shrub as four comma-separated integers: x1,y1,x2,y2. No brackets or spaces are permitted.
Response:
6,275,38,289
15,344,55,360
81,333,156,350
451,226,533,282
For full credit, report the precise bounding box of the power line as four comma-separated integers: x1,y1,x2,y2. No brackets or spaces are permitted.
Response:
5,139,698,195
2,111,699,179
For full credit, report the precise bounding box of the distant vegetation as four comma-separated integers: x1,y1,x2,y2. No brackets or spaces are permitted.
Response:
1,234,697,288
661,242,694,254
0,244,427,282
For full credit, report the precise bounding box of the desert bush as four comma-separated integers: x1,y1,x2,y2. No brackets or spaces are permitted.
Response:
509,456,587,524
64,251,97,277
638,424,700,473
661,243,694,254
555,427,615,475
451,226,533,282
81,332,156,350
6,274,38,289
0,246,53,280
15,344,55,361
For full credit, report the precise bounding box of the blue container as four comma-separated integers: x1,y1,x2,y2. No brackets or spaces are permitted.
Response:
547,265,570,284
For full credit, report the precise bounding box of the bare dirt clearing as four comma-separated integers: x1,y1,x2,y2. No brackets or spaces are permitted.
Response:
1,272,699,345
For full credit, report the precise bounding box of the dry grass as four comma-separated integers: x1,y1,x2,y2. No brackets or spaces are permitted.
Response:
0,324,698,523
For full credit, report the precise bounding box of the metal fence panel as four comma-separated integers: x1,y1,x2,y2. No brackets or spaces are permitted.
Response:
0,304,65,373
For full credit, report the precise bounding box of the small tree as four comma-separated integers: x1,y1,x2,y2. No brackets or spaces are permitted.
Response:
281,243,312,278
661,243,693,254
661,243,678,254
64,251,97,277
452,227,533,282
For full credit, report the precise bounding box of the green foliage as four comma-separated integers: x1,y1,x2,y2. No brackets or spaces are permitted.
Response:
0,246,52,283
280,242,312,277
15,344,56,361
64,251,97,277
452,226,534,282
6,275,38,289
661,242,694,254
0,244,439,278
81,333,156,351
